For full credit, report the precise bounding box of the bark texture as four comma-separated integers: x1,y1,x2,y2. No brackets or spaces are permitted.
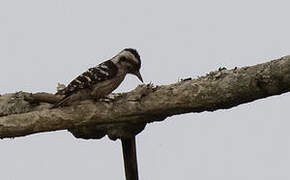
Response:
1,55,290,139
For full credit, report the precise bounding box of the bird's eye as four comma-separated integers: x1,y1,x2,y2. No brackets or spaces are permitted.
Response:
119,56,127,62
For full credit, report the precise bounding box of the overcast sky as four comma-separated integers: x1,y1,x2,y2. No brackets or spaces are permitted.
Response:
1,0,290,179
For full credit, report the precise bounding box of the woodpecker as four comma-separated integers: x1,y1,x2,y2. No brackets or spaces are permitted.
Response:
52,48,143,108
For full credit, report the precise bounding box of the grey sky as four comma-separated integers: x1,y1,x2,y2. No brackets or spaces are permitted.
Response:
1,0,290,179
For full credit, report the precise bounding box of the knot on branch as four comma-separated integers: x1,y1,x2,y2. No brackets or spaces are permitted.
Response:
68,122,146,140
67,84,154,140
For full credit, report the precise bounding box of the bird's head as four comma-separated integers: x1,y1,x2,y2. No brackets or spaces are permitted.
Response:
115,48,143,83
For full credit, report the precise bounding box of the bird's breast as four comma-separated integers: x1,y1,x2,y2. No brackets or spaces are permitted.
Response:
91,71,127,98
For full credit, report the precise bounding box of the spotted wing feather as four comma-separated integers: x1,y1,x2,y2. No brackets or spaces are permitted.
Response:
57,60,118,96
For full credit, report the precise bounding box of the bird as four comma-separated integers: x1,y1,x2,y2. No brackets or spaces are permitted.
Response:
52,48,143,108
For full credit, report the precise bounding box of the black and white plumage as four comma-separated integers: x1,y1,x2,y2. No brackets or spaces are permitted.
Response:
52,48,143,108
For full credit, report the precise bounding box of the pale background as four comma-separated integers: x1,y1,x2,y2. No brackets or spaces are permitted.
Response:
1,1,290,179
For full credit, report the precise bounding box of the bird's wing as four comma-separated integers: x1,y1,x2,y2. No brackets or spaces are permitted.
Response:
57,60,118,96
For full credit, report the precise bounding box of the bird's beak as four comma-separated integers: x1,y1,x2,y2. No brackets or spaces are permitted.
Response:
134,70,143,83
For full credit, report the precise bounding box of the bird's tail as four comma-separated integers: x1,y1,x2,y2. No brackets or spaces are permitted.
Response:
50,96,70,109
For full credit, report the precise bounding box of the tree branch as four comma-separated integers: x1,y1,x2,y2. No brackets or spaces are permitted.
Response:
1,55,290,139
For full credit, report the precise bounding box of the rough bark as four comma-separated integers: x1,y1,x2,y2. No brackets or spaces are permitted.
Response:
0,55,290,139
